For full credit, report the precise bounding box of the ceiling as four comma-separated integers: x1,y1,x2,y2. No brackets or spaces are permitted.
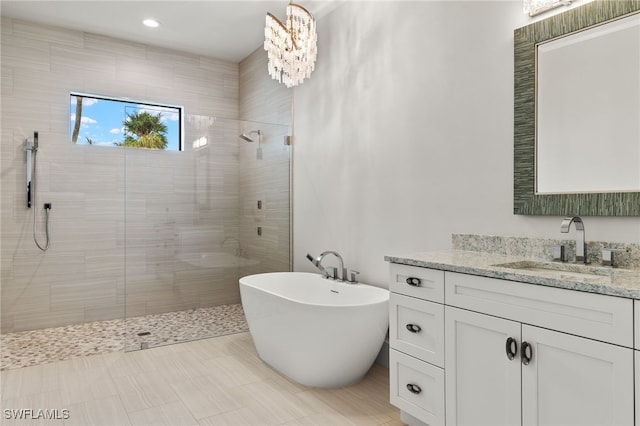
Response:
0,1,340,63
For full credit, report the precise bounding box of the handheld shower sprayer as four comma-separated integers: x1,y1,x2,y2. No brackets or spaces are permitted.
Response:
25,131,51,251
306,253,329,278
25,131,38,208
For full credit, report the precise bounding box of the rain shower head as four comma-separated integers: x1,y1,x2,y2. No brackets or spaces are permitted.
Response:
239,130,261,142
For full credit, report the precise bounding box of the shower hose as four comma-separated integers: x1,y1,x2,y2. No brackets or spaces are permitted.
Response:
32,150,50,251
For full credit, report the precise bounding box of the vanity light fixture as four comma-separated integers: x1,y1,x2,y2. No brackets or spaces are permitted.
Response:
524,0,575,17
264,3,317,88
143,18,160,28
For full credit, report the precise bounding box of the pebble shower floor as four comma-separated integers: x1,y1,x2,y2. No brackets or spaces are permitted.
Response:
0,303,248,370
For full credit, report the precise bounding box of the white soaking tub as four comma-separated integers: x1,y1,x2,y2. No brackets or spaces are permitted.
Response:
239,272,389,388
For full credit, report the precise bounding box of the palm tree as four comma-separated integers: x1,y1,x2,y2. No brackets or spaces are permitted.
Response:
71,96,83,143
121,111,168,149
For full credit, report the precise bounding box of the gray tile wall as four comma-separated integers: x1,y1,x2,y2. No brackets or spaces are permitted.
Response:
1,18,249,332
238,48,292,275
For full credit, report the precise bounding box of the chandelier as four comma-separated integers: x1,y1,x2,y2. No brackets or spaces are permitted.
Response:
523,0,574,17
264,3,317,88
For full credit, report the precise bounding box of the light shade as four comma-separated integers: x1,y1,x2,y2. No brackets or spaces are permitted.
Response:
264,3,317,88
524,0,574,17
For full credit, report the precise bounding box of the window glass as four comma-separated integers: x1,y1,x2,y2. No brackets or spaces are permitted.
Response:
70,93,183,151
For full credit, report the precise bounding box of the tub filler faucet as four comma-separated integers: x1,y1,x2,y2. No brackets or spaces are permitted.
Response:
560,216,588,264
306,251,359,283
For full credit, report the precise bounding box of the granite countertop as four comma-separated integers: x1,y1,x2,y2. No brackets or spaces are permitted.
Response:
385,250,640,299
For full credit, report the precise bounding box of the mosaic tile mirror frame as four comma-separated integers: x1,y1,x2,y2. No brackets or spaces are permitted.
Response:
513,0,640,216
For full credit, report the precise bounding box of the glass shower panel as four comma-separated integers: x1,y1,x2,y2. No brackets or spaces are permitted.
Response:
123,116,290,351
0,138,127,369
238,120,292,279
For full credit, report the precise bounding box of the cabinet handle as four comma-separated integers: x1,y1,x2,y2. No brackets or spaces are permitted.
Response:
406,277,422,286
521,341,533,365
505,337,518,360
406,323,422,333
406,383,422,394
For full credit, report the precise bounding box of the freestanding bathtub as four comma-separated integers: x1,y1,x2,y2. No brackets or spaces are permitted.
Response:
239,272,389,388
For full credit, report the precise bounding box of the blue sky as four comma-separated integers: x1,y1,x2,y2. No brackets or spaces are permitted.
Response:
70,95,182,151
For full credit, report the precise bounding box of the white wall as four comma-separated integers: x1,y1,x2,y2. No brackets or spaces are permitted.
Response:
293,1,640,288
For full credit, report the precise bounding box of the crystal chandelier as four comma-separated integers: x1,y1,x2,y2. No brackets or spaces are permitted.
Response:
264,3,317,88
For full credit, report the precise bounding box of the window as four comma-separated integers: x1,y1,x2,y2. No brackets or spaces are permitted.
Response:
69,93,183,151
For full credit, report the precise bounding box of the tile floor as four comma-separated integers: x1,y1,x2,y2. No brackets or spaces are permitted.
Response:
1,304,248,371
0,332,401,426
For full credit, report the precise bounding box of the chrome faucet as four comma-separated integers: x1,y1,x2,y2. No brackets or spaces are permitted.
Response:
311,251,345,280
560,216,588,264
306,251,359,283
306,253,332,278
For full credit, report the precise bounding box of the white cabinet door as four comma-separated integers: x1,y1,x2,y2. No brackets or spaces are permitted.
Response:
636,351,640,426
635,300,640,350
445,306,521,426
521,325,634,426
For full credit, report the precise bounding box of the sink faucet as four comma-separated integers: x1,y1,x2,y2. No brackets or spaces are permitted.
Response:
560,216,588,264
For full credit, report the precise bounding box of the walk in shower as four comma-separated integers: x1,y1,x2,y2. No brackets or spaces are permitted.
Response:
0,115,291,369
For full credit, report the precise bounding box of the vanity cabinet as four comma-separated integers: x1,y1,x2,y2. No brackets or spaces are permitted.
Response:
446,306,633,426
388,263,636,426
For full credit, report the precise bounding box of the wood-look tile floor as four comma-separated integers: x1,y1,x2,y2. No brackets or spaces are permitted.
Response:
0,332,402,426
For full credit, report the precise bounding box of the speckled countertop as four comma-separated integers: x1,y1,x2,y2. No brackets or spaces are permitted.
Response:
385,249,640,299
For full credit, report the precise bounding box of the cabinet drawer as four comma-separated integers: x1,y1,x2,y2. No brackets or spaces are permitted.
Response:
445,271,633,347
390,349,445,426
390,293,444,367
389,263,444,303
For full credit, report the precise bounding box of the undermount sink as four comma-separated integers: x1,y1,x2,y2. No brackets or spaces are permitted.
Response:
491,260,614,281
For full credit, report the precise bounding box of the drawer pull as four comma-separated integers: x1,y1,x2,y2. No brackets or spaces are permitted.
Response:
406,383,422,394
406,277,422,286
406,323,422,333
521,341,533,365
505,337,518,360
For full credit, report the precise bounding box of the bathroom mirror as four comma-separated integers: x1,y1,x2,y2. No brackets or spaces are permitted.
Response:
514,0,640,216
537,13,640,194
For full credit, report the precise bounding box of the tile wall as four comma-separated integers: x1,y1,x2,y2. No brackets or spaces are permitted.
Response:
238,48,292,276
1,18,291,333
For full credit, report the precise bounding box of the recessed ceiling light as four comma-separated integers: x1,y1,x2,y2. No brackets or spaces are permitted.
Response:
143,19,159,28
